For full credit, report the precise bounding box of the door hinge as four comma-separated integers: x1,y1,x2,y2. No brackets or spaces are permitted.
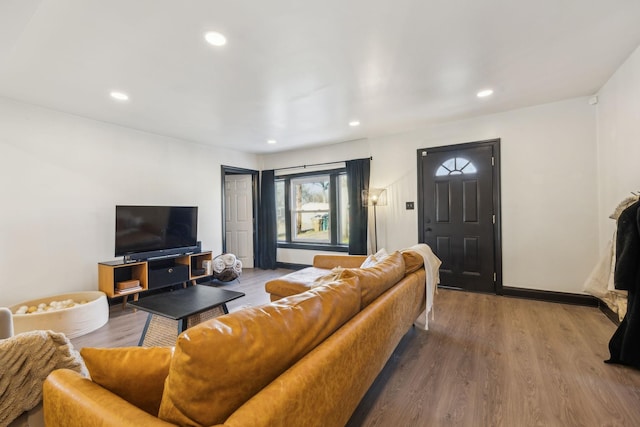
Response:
491,156,495,166
493,272,497,282
492,214,496,224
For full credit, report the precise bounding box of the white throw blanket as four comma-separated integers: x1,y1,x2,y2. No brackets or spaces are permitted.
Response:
213,254,243,274
0,330,87,427
405,243,441,330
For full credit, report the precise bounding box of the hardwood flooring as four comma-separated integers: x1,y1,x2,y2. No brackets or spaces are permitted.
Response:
347,290,640,427
71,271,640,426
70,268,289,349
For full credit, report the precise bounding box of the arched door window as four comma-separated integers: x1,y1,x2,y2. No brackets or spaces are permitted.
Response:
435,157,477,176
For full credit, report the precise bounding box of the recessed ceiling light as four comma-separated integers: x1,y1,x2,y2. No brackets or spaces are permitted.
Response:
110,91,129,101
477,89,494,98
204,31,227,46
267,139,277,144
349,120,360,127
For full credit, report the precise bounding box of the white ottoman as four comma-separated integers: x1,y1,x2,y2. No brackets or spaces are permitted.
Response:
9,291,108,339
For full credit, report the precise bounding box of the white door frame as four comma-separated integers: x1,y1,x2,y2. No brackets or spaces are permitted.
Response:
221,165,259,268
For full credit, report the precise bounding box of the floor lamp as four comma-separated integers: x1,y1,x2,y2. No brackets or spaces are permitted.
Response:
362,188,387,253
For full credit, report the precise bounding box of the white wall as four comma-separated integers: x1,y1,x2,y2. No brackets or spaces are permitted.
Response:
595,45,640,251
262,97,599,293
0,87,609,305
0,97,259,306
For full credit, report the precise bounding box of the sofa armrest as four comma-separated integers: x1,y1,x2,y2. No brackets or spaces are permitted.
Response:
313,255,367,269
44,369,175,427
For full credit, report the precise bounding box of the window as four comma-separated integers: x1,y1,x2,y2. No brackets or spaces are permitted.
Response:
291,175,330,243
275,169,349,250
435,157,477,176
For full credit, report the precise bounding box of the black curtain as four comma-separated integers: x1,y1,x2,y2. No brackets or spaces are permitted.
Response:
257,170,277,269
346,158,370,255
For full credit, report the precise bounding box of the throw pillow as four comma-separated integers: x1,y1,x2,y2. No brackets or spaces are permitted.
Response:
359,248,389,268
360,254,378,268
81,346,173,416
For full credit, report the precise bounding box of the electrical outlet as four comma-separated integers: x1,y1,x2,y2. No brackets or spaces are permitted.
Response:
406,202,414,210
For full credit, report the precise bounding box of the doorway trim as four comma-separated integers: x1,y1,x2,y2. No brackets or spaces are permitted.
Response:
221,165,259,266
417,138,503,294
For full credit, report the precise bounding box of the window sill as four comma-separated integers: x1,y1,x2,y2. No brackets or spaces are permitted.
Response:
277,242,349,253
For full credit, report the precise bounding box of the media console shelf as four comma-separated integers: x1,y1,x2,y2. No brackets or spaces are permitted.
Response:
98,251,213,308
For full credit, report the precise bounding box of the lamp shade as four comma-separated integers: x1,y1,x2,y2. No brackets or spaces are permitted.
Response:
362,188,387,207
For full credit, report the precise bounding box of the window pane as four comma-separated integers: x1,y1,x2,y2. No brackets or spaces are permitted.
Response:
435,157,477,176
338,174,349,244
443,158,456,170
462,162,477,174
275,180,286,241
291,176,330,243
436,166,448,176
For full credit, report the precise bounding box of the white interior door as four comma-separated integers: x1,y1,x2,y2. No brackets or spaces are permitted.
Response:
225,174,254,268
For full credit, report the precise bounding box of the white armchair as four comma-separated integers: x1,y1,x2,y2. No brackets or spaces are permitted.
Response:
0,307,85,427
0,307,13,339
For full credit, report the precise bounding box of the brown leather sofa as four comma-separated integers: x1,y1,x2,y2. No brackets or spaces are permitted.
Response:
43,251,426,427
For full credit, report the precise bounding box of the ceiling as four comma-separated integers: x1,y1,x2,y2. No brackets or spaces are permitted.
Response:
1,0,639,154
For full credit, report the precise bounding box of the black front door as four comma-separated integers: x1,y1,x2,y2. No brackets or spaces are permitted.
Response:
418,140,500,293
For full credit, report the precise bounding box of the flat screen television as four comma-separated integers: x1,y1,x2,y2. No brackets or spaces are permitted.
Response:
115,206,198,257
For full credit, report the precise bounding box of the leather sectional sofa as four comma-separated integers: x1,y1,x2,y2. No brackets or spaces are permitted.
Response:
43,250,427,427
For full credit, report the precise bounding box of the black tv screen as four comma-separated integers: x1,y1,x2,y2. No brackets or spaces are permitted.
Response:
115,206,198,256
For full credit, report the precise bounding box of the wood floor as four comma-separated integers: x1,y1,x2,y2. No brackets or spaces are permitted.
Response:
72,270,640,426
347,291,640,427
70,267,288,350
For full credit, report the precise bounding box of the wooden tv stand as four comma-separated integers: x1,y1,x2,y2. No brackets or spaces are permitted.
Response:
98,251,213,307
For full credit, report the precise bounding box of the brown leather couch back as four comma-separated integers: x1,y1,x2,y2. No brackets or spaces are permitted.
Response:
220,268,427,427
313,254,367,269
158,277,361,426
341,251,406,308
401,250,424,274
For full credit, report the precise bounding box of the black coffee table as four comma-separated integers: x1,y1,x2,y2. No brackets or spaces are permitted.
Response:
128,285,245,346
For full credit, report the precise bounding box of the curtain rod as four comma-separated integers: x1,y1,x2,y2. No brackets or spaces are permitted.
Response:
275,156,372,172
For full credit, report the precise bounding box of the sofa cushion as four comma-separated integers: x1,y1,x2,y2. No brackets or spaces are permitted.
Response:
81,346,172,416
157,277,361,427
401,250,424,274
264,266,330,298
341,251,406,308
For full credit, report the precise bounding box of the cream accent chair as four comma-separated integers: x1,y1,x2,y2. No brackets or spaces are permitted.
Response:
0,307,13,339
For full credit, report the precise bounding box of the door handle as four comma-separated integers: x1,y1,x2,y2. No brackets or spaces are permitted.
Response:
425,227,432,232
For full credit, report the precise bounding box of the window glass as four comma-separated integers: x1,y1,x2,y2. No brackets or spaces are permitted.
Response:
275,180,286,241
291,176,330,243
435,157,477,176
276,170,348,248
338,174,349,244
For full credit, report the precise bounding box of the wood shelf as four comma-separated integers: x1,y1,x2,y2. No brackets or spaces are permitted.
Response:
115,287,144,296
98,251,213,301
